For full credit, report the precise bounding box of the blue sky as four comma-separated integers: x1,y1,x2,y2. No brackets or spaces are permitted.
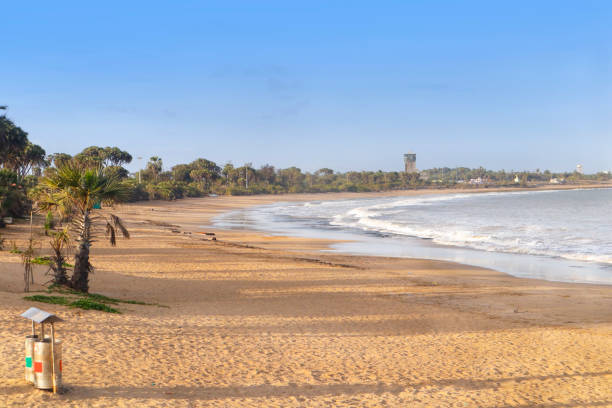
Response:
1,1,610,173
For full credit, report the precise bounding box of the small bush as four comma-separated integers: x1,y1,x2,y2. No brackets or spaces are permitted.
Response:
44,211,55,232
31,256,73,268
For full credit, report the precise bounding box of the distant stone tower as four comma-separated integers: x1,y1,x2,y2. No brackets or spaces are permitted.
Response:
404,153,417,173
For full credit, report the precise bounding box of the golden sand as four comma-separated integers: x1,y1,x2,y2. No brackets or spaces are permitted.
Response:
1,190,611,407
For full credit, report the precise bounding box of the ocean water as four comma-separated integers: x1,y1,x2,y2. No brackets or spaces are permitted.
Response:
213,188,612,285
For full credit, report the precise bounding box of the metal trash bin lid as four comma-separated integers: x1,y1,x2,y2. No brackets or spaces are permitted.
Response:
21,307,64,324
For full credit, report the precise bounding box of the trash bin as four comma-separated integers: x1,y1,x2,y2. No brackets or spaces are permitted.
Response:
24,334,38,384
33,338,62,390
20,307,64,393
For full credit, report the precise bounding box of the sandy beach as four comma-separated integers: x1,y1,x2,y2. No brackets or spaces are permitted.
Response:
1,189,611,407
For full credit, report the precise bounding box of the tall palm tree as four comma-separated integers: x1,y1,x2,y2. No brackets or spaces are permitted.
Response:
35,163,130,292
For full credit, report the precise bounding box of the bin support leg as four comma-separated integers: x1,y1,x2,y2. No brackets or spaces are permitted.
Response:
50,324,57,394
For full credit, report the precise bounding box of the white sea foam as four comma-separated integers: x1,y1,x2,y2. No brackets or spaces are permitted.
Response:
284,190,607,264
320,190,612,265
214,189,612,269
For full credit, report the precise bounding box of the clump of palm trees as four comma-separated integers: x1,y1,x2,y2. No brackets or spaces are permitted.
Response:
34,162,130,293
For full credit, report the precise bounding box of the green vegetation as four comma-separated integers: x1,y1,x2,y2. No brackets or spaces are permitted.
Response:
44,211,55,233
24,287,165,313
44,227,72,286
38,147,611,203
35,163,130,292
68,299,120,313
122,159,612,200
24,294,120,313
30,256,73,268
30,257,51,265
22,237,36,292
419,167,611,186
24,295,71,305
0,110,46,222
84,292,147,305
48,285,167,307
3,105,611,214
9,241,21,254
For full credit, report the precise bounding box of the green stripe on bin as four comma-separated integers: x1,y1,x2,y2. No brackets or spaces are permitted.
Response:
25,357,32,368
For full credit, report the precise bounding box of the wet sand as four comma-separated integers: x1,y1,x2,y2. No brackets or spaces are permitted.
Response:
0,190,611,407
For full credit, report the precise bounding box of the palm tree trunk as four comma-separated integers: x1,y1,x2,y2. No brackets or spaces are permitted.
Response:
53,257,69,286
71,210,92,292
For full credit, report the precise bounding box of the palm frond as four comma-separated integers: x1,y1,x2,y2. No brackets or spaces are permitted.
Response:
105,222,117,246
50,227,72,252
110,214,130,239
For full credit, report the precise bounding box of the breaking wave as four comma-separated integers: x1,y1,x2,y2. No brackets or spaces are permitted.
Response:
214,189,612,267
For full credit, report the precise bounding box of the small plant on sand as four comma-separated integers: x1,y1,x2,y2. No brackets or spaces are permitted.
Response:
9,240,21,254
43,210,55,235
21,237,35,292
44,227,72,286
0,233,4,250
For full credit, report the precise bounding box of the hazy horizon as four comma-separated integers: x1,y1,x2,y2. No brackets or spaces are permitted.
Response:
2,1,611,173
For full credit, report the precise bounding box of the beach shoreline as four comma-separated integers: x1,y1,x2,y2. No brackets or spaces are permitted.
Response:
1,187,611,407
207,186,612,286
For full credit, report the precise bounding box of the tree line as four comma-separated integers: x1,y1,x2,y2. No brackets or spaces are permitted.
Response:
2,111,611,222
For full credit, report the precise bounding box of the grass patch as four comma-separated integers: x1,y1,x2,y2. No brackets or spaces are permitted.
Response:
38,285,169,310
23,295,71,306
80,291,167,307
31,256,73,268
69,299,120,313
84,292,150,305
30,257,50,265
24,294,121,313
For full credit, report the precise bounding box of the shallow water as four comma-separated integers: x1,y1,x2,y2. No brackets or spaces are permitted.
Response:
213,188,612,285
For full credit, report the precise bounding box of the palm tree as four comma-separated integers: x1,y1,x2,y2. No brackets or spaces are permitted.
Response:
35,163,130,292
47,227,71,286
147,156,163,181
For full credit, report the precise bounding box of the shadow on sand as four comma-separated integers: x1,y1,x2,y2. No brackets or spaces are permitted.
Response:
49,370,612,406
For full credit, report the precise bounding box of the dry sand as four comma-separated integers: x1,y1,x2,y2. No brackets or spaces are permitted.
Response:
1,189,611,407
